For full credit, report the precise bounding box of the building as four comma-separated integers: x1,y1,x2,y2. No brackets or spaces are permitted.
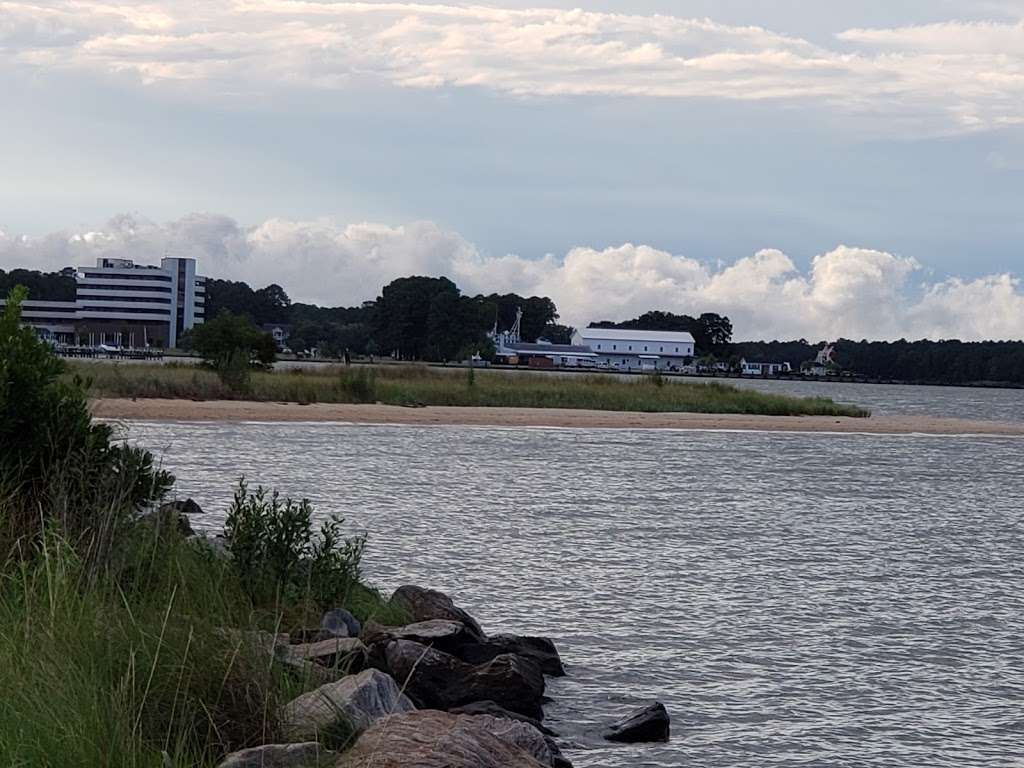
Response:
740,359,792,376
261,323,292,351
4,257,205,348
571,327,696,371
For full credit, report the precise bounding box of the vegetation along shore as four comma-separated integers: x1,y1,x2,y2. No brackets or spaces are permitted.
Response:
75,361,870,418
3,286,667,765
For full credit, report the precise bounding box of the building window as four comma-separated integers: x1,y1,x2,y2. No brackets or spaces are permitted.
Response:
628,345,632,351
613,344,617,350
644,346,648,352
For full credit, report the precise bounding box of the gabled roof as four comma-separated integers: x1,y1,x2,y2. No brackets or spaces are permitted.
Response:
578,327,695,344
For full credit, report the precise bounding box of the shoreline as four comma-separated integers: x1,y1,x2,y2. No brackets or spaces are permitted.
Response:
90,398,1024,436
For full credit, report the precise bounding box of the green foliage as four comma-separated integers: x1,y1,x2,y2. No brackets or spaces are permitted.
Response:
224,480,366,610
187,311,276,390
1,288,172,566
337,367,377,403
0,267,76,301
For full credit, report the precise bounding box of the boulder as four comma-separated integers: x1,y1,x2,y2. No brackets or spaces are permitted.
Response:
545,737,574,768
458,634,566,677
281,668,415,741
216,742,332,768
384,639,473,709
448,700,555,736
335,710,551,768
140,499,199,536
391,585,487,641
321,608,361,638
281,637,367,671
602,702,670,743
363,619,475,651
445,654,546,721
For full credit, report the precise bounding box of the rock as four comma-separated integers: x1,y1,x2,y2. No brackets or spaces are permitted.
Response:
545,737,574,768
384,639,473,709
321,608,361,638
282,637,368,671
335,710,551,768
602,702,670,743
448,700,556,736
391,585,487,641
445,653,546,721
216,742,332,768
363,619,475,650
281,668,415,742
458,634,566,677
140,499,199,536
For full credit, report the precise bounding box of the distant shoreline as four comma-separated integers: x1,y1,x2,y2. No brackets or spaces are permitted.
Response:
90,398,1024,436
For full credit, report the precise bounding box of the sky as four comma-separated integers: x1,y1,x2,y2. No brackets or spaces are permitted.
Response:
1,0,1023,340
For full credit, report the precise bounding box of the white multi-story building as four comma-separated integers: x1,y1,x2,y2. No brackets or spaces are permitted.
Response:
571,327,696,371
5,257,205,348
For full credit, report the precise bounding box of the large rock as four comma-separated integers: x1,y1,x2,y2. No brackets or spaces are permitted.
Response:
391,585,487,641
140,499,200,536
458,634,566,677
216,742,332,768
445,654,546,720
281,668,415,741
363,619,476,651
335,710,552,768
602,702,670,743
281,637,367,671
384,639,473,709
448,700,555,736
321,608,361,638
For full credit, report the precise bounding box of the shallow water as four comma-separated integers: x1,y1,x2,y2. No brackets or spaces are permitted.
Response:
125,421,1024,767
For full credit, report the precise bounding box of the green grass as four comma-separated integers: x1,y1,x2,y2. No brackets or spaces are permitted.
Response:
74,362,871,418
0,521,407,768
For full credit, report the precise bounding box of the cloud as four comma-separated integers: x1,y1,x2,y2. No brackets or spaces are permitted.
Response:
3,212,1023,342
0,2,1023,133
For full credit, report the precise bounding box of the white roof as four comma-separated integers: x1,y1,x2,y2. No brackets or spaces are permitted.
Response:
578,327,695,344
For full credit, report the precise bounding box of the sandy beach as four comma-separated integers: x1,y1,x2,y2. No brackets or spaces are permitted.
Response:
90,398,1024,435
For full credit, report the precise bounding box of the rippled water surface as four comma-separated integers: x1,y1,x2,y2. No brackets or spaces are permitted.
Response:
124,421,1024,767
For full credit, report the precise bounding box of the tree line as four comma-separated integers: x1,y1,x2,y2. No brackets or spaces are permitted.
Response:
6,266,1024,384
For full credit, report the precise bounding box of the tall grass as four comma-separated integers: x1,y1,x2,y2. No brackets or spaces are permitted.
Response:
76,362,871,418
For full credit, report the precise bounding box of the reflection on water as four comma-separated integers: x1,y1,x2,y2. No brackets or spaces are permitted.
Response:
125,421,1024,767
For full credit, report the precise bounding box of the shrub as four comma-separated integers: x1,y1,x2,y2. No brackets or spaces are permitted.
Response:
224,480,366,610
186,311,276,392
1,288,172,570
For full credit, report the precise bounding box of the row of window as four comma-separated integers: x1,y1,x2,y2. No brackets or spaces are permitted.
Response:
80,271,172,282
79,283,172,293
595,343,688,353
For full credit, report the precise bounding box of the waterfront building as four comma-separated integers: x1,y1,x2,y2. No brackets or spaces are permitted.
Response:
3,257,205,348
572,327,696,371
740,359,793,376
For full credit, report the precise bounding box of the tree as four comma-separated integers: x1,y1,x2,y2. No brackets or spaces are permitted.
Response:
591,310,734,354
186,311,277,388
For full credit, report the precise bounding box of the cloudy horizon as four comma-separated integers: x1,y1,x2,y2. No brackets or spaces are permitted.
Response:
2,1,1023,341
3,211,1022,343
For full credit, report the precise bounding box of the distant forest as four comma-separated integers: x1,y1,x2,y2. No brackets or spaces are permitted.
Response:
4,267,1024,384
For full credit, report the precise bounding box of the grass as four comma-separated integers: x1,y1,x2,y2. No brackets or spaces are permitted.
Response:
74,362,871,418
0,499,407,768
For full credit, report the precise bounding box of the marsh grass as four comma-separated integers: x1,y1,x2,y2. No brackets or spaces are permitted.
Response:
76,362,871,418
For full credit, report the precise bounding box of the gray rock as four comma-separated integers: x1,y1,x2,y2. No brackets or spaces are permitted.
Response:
363,618,474,648
458,634,566,677
448,700,556,736
140,499,199,536
391,585,487,641
281,637,367,671
445,653,547,721
216,742,332,768
321,608,361,638
384,639,473,709
335,710,550,768
602,702,670,743
281,668,415,741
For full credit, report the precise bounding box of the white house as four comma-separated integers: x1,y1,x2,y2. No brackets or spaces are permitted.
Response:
571,328,696,371
740,359,792,376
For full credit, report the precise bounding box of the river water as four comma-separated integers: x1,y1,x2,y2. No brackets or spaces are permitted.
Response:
121,417,1024,768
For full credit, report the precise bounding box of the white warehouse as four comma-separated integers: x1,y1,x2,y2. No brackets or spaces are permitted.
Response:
572,327,696,371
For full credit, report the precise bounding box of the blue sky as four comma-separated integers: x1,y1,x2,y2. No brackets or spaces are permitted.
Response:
1,1,1023,339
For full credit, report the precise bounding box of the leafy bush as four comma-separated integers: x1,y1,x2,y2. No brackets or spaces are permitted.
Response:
184,311,276,391
337,367,377,403
224,480,366,609
1,288,173,569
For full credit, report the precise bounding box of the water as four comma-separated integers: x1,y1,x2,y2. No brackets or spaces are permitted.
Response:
124,421,1024,767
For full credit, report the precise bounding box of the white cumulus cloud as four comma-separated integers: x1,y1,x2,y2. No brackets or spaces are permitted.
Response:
1,1,1023,133
3,212,1024,342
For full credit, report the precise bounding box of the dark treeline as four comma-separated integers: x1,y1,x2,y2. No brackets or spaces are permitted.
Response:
0,268,76,301
205,275,570,361
733,339,1024,385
